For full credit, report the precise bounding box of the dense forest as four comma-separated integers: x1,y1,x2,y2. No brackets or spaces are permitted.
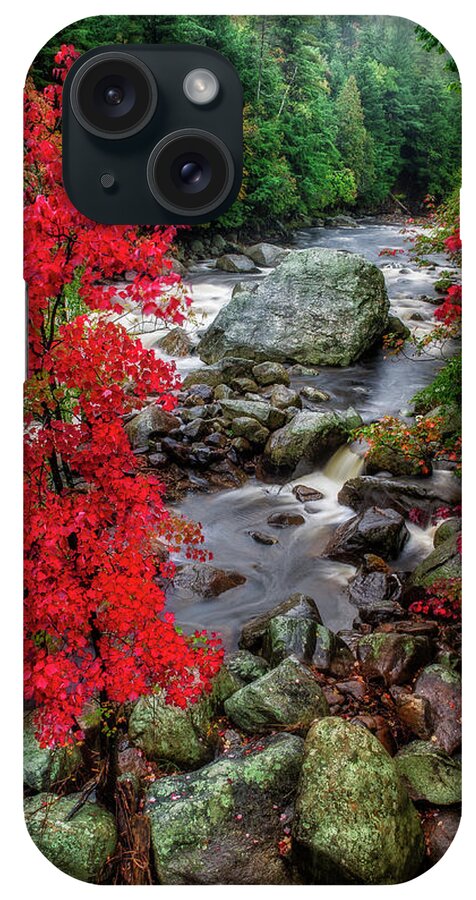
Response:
31,15,461,231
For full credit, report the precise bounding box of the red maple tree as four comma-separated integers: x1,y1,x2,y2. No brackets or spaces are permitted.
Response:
24,45,223,749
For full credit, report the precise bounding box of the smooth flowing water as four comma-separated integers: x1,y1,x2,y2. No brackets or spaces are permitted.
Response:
160,222,457,646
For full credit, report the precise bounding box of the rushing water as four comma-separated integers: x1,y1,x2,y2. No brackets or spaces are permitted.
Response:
159,222,458,646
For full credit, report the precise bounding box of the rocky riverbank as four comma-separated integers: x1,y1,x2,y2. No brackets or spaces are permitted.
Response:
24,223,462,884
24,560,462,882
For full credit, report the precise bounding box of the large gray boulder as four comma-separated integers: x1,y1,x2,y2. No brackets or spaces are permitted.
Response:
145,733,304,884
198,248,389,366
264,408,362,470
293,718,424,884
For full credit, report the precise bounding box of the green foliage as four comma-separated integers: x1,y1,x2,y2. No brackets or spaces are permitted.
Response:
353,415,444,476
415,24,460,91
412,355,462,416
30,15,461,230
434,271,457,294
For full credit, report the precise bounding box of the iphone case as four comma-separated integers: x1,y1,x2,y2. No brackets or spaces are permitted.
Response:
24,14,462,885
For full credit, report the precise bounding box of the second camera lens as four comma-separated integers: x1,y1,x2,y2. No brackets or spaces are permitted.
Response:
147,129,234,216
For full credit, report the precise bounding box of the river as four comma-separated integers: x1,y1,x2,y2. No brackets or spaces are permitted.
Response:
156,222,458,646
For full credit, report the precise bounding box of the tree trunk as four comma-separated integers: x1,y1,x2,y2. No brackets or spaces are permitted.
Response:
114,776,153,885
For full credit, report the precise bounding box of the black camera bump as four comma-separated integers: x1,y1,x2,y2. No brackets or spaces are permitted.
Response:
62,44,243,225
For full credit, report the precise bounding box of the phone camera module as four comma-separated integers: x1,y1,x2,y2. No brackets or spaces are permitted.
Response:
147,129,234,216
70,51,157,139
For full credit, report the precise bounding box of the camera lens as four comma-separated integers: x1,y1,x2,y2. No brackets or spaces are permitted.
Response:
147,129,234,216
180,161,202,186
104,86,124,106
70,52,157,139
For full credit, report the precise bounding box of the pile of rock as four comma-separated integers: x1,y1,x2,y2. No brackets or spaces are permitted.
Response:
124,357,363,496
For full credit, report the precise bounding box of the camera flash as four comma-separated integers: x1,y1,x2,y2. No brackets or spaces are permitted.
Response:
183,69,219,105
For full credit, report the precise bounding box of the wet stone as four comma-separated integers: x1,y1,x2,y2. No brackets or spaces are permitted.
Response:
292,484,324,503
300,385,331,403
413,664,461,754
145,733,304,885
267,512,305,527
147,452,168,467
357,632,432,686
263,614,317,666
348,571,405,625
240,592,323,654
422,809,461,866
24,793,117,883
392,690,433,740
224,650,270,685
313,624,355,677
324,506,410,564
249,531,279,545
173,563,246,598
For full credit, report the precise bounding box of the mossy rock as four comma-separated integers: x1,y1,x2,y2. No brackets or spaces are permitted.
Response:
224,650,270,686
263,615,317,666
395,741,461,805
407,534,461,590
230,416,270,445
239,592,322,654
293,718,424,884
24,711,82,793
129,669,236,769
366,445,430,477
252,361,290,386
220,398,286,430
424,402,461,437
385,315,411,340
433,517,462,548
224,655,329,733
264,408,362,470
145,733,304,884
357,632,432,686
24,793,117,883
313,624,355,677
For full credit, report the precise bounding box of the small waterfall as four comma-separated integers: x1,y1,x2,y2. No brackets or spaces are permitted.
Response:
323,444,364,485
